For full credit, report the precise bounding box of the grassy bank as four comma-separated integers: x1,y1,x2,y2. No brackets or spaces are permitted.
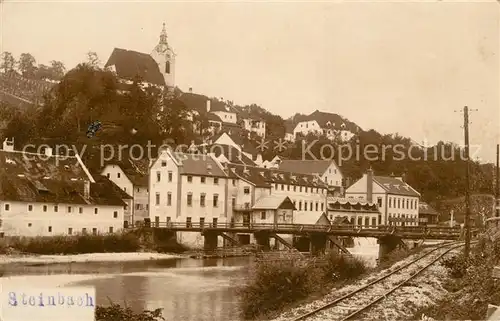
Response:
0,231,188,255
239,244,432,320
413,232,500,320
239,253,367,320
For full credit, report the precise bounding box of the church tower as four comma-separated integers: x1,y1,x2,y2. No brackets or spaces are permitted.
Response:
151,23,175,88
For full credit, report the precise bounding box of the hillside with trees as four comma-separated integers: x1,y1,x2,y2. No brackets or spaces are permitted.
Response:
0,51,496,218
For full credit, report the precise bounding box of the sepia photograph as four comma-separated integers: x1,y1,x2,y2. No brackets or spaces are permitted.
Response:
0,0,499,320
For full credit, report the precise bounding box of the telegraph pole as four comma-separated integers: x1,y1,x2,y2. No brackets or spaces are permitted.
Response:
463,106,471,258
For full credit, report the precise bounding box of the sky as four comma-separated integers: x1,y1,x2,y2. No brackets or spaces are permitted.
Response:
1,0,499,163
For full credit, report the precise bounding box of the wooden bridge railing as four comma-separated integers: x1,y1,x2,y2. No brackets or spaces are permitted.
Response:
138,221,470,236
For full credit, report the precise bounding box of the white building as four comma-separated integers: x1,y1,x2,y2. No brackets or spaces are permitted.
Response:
345,169,420,226
0,139,128,237
289,110,358,142
100,159,149,225
278,159,344,195
148,150,231,248
240,116,266,138
327,197,380,227
105,23,175,90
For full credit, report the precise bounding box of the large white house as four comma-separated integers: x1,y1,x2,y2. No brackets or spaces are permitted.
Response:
101,159,149,225
345,169,420,226
0,139,128,237
148,150,231,248
290,110,358,142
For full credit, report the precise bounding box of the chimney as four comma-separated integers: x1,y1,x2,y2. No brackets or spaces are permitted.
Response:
45,147,53,157
84,180,90,199
189,87,193,93
367,168,373,203
206,99,211,112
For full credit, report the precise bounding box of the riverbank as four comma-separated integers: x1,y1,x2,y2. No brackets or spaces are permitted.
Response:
0,252,184,265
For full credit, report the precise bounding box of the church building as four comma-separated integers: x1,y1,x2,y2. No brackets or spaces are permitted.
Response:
105,23,175,89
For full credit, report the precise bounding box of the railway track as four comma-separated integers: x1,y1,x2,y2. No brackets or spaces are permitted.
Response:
289,241,471,321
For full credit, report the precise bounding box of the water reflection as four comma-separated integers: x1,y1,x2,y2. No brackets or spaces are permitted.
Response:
1,256,252,321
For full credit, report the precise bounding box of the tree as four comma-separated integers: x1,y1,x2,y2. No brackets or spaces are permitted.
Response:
0,52,16,74
86,51,101,69
157,96,193,145
49,60,66,80
18,53,36,78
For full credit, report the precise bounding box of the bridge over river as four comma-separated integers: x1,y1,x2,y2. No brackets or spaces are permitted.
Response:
134,221,480,259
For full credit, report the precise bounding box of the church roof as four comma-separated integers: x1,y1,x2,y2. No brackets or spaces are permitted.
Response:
105,48,165,86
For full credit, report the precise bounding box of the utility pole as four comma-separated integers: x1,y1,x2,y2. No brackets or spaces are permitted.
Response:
463,106,471,258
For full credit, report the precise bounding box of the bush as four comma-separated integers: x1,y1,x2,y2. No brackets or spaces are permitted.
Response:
239,260,323,319
239,253,368,320
1,232,141,255
96,303,164,321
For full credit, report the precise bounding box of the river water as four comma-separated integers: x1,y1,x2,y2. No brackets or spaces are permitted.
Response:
0,238,382,321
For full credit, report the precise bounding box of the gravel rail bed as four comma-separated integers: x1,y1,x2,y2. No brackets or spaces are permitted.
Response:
272,243,461,321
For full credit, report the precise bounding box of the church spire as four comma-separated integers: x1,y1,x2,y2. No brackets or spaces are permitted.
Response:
159,23,168,45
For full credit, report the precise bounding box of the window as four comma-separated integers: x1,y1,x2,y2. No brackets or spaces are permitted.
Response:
4,204,9,211
92,228,97,235
113,211,118,218
82,228,87,234
107,173,110,178
117,173,120,178
168,172,172,182
300,186,302,192
54,205,58,212
43,205,47,212
397,199,400,208
48,226,52,232
165,61,170,74
261,211,266,220
293,186,296,192
213,194,219,207
201,177,206,183
157,172,161,182
187,176,193,183
305,187,308,193
377,197,382,207
28,205,33,211
167,193,172,206
200,193,206,207
406,199,409,209
281,184,284,190
299,201,302,211
310,202,313,211
372,217,377,226
68,206,72,213
389,198,392,208
161,161,167,167
287,185,290,191
94,208,98,214
232,179,236,186
186,217,192,228
275,183,278,189
68,228,72,235
214,178,219,185
109,227,113,233
315,202,318,211
79,207,83,214
321,203,324,211
156,193,160,205
244,187,250,194
187,193,193,206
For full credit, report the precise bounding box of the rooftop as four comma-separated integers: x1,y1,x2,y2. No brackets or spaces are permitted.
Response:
105,48,165,86
373,175,420,197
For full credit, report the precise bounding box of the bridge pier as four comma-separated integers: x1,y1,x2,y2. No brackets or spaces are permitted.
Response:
309,233,327,256
254,231,271,251
377,235,402,261
203,232,219,251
